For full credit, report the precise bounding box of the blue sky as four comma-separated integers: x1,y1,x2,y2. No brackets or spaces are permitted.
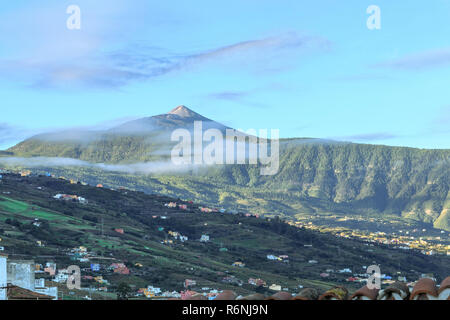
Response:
1,0,450,149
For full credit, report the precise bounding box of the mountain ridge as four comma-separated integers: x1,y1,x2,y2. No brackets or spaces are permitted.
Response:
2,106,450,231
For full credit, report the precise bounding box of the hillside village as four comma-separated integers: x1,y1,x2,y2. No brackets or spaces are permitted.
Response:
288,219,449,257
0,168,449,300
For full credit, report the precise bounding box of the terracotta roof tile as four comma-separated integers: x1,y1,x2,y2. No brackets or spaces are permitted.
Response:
351,285,379,300
438,277,450,300
6,285,54,300
438,276,450,293
377,282,410,300
410,278,438,300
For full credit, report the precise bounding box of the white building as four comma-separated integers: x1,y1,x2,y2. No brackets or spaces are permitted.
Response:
0,255,57,300
7,259,35,291
35,278,58,300
147,286,161,295
339,268,352,273
54,271,69,283
0,255,7,300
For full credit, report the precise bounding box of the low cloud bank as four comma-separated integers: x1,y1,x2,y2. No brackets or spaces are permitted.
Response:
0,157,199,174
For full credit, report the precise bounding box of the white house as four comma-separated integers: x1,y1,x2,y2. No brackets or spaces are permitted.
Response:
339,268,352,273
269,284,281,291
147,286,161,295
54,271,69,283
35,278,58,300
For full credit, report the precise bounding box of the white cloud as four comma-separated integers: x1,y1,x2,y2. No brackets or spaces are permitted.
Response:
376,48,450,70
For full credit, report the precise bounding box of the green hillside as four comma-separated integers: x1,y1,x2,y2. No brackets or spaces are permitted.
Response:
5,140,449,230
0,172,448,297
3,107,450,230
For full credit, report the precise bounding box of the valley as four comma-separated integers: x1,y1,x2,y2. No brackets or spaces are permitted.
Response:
0,171,448,299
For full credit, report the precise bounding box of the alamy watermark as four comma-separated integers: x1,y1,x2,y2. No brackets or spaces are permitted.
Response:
65,5,380,31
67,265,81,290
66,5,81,30
171,121,280,176
366,265,381,289
367,5,381,30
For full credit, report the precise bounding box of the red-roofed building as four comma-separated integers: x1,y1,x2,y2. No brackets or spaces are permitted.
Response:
110,263,130,275
5,285,54,300
184,279,197,288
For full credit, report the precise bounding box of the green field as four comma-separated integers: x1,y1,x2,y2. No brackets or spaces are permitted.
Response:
0,196,95,231
0,196,70,220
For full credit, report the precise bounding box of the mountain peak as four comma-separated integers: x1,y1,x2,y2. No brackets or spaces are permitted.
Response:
168,105,200,118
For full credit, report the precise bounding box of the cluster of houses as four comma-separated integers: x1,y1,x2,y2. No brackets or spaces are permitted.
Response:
36,260,119,292
38,255,131,291
315,267,411,286
164,200,254,217
232,261,246,268
19,170,32,177
266,254,289,263
4,168,111,191
289,218,449,256
165,202,189,210
109,263,130,275
164,202,235,215
53,194,88,204
184,279,197,288
199,207,218,213
160,230,189,245
37,260,83,285
180,289,221,300
176,275,450,300
168,231,188,242
222,275,243,286
248,278,267,287
66,246,130,274
5,249,444,301
68,246,91,263
137,285,182,299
